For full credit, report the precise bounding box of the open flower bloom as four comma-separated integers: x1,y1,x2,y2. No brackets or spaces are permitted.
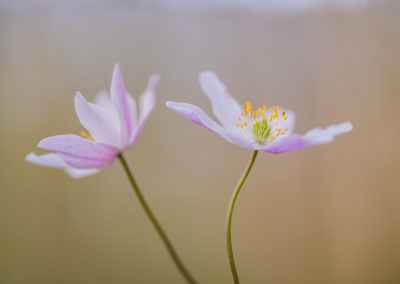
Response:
26,65,159,178
166,71,352,154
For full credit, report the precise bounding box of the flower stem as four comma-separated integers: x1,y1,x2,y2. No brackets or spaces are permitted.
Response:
117,153,197,284
226,150,259,284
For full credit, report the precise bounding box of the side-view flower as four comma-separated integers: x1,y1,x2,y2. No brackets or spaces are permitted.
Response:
166,71,353,284
167,71,352,154
26,64,159,178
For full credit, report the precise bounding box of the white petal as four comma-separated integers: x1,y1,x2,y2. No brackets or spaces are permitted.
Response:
130,74,159,146
26,153,99,178
75,92,121,147
264,121,353,154
303,122,353,145
94,91,119,117
199,71,242,128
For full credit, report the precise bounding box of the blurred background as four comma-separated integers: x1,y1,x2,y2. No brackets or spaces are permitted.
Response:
1,0,400,283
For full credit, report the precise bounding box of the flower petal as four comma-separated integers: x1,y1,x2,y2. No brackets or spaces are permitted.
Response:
303,122,353,145
110,64,136,148
38,134,119,168
264,122,353,154
26,152,99,178
266,109,296,145
198,71,242,128
166,101,228,139
130,74,160,146
75,92,121,147
94,91,119,118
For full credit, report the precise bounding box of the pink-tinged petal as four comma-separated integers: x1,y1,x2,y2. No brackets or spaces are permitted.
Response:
263,134,308,154
166,101,228,139
110,64,135,148
264,122,353,154
130,74,160,146
38,134,119,169
75,92,121,147
199,71,242,128
26,153,99,178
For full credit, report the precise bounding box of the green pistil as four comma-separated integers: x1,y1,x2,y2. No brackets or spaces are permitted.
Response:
252,118,271,143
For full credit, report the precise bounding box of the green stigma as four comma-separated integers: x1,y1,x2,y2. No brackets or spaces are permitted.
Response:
252,118,271,143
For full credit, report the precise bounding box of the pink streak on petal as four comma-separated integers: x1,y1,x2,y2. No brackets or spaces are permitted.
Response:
38,134,119,168
264,134,308,154
110,64,134,148
130,74,159,146
198,71,242,128
75,92,121,147
166,101,228,138
26,152,99,178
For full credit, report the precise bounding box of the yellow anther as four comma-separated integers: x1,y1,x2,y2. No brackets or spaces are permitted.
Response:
252,110,255,116
246,101,252,108
282,111,285,116
241,112,244,116
246,108,251,115
277,105,281,110
242,105,245,110
80,131,86,137
241,125,243,128
281,132,285,135
284,116,288,120
238,117,241,121
244,122,247,127
285,128,288,131
236,124,239,127
89,135,94,141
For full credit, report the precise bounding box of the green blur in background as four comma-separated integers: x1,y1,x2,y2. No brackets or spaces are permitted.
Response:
1,1,399,283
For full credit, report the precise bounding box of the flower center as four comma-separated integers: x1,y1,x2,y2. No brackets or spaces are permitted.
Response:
235,101,289,144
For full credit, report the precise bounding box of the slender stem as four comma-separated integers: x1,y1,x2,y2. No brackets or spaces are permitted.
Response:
225,150,259,284
118,153,197,284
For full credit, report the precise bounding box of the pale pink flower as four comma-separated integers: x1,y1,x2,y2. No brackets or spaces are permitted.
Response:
27,65,159,178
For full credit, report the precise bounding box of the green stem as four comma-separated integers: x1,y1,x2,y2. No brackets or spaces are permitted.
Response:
225,150,259,284
118,154,197,284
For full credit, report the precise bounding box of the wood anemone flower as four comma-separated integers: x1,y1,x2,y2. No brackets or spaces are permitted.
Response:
27,64,159,178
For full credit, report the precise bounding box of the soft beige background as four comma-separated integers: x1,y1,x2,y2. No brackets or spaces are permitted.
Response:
1,1,399,283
